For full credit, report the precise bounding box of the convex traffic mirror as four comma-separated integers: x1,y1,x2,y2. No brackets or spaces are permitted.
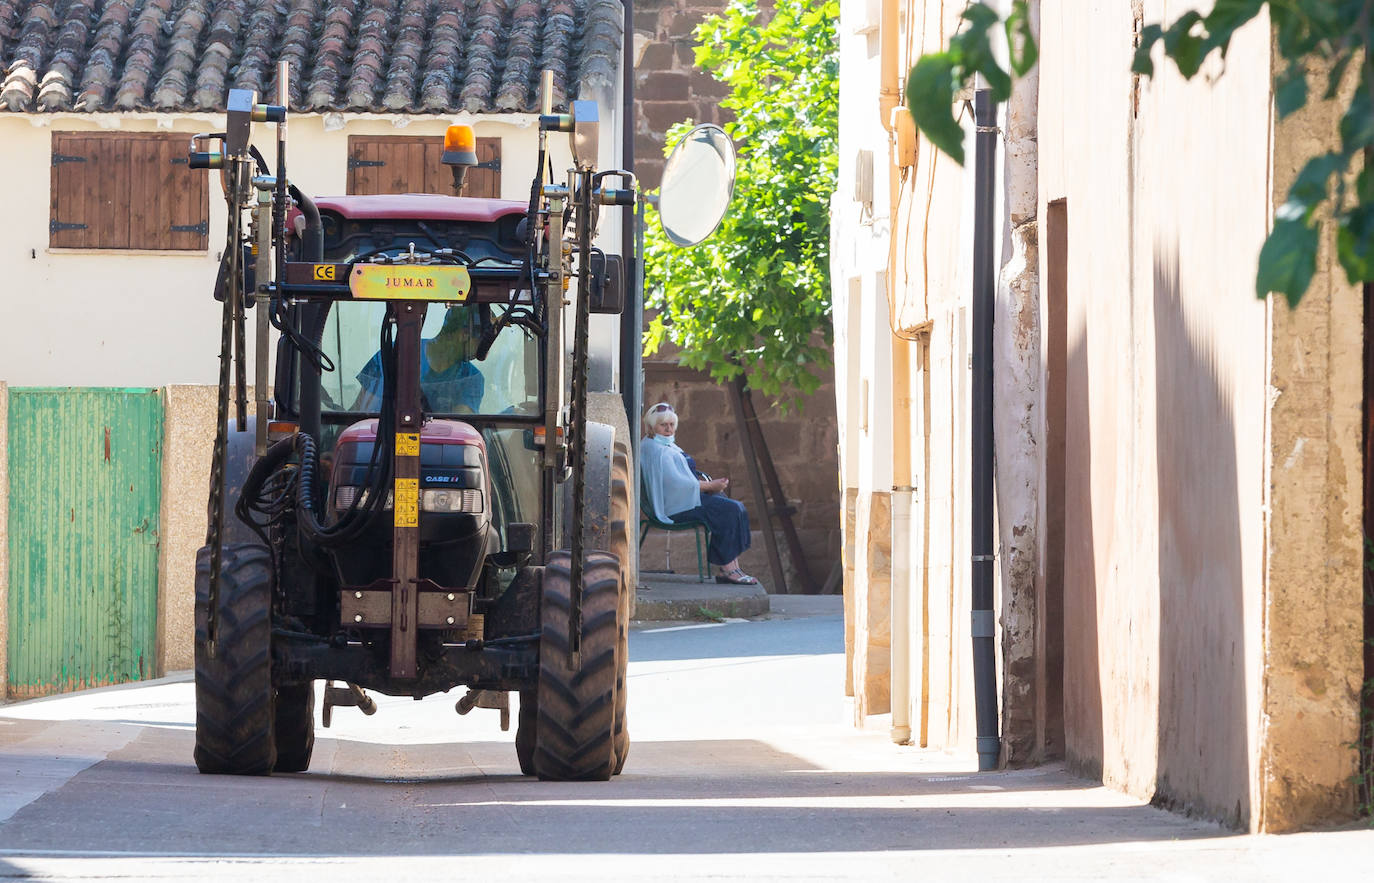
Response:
656,124,736,247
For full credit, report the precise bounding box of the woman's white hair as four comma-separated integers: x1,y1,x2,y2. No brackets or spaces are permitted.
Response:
642,402,678,437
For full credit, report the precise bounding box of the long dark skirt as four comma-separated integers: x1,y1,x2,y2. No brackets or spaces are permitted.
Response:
670,493,751,566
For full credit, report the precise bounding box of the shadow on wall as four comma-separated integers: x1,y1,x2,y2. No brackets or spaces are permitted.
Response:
1063,325,1103,778
1152,244,1250,828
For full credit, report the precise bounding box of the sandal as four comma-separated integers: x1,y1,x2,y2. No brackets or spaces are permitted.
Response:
715,568,759,585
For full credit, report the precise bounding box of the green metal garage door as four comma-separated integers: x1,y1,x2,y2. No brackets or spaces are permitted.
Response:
7,388,162,699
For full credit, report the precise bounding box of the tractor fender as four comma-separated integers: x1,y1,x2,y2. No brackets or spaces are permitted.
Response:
208,416,270,549
561,420,616,551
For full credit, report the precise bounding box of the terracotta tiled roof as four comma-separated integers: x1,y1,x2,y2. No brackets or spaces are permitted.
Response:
0,0,622,114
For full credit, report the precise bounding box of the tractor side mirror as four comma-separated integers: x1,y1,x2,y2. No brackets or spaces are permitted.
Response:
587,252,624,314
656,124,736,247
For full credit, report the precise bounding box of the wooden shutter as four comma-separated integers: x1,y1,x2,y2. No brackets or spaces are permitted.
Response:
50,133,208,250
347,135,502,198
467,137,501,198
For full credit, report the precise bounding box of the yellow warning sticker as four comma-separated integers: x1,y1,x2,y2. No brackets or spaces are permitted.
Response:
312,263,336,281
394,478,419,528
396,433,420,456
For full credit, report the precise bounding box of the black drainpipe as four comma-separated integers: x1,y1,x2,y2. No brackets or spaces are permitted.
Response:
971,88,1001,772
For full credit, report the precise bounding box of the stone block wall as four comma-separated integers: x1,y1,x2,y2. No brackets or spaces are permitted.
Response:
631,0,765,188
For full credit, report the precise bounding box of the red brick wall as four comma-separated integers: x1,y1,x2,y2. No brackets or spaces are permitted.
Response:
632,0,753,189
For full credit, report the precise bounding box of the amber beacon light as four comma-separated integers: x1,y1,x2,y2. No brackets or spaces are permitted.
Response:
441,125,479,196
442,125,479,166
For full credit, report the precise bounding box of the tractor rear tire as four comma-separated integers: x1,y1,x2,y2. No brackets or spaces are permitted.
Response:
532,551,622,781
193,544,277,775
273,682,315,773
609,440,634,775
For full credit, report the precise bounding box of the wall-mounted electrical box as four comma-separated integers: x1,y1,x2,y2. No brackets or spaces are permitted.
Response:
890,106,918,168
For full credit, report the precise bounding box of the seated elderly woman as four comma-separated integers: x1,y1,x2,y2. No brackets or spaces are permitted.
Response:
640,402,757,585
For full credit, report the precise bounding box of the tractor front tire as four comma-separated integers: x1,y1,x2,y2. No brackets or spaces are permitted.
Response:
273,682,316,773
193,544,277,775
609,440,634,775
532,551,623,781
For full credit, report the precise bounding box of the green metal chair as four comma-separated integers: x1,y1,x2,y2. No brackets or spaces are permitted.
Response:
639,475,712,582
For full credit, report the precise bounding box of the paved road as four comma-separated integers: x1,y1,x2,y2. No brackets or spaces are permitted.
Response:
0,600,1370,881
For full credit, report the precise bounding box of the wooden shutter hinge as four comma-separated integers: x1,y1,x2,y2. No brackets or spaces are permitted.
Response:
52,153,87,166
50,220,88,233
171,222,208,235
348,158,386,169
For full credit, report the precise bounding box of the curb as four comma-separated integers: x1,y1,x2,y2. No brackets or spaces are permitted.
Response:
633,591,770,622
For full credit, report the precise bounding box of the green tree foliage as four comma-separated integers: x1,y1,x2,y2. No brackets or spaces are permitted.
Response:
643,0,839,403
904,0,1370,307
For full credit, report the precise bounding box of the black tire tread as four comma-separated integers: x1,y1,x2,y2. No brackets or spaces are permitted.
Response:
193,544,277,775
533,551,621,781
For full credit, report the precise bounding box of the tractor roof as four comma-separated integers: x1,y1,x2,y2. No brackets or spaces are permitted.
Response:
313,194,527,223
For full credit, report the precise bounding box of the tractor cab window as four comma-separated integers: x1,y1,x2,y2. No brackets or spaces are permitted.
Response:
317,301,539,418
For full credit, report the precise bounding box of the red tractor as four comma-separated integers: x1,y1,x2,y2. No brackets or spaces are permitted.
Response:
187,74,734,779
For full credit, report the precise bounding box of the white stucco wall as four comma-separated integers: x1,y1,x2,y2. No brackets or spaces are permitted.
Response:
0,108,632,389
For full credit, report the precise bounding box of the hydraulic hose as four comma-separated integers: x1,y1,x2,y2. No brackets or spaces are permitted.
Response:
289,183,324,441
297,315,399,548
235,313,400,551
288,183,323,261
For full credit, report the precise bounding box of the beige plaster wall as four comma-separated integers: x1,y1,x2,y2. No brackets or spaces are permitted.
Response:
156,384,220,674
1034,0,1364,830
852,490,892,718
1259,59,1364,830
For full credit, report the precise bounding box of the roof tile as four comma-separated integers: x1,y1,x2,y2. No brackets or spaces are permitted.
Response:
81,0,136,111
0,0,621,115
